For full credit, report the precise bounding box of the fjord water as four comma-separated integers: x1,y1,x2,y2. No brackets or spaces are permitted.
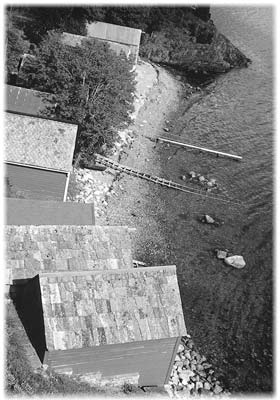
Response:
158,6,273,392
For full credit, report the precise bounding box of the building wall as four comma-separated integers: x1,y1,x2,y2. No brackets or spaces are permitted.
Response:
5,225,134,284
6,85,55,115
45,337,179,387
5,198,95,226
5,163,67,201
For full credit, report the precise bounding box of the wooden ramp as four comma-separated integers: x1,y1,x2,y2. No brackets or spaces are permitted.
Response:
157,135,242,161
94,154,241,205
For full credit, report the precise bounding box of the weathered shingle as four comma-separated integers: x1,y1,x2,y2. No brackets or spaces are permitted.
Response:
5,113,78,172
39,266,187,351
5,225,134,283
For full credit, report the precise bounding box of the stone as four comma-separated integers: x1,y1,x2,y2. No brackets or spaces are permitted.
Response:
181,175,187,181
171,375,179,385
216,250,227,259
179,369,195,382
224,255,246,269
189,171,196,178
213,384,223,394
178,343,185,353
204,215,215,224
175,361,184,369
202,363,212,369
175,354,181,362
199,175,206,182
204,382,211,390
195,381,203,391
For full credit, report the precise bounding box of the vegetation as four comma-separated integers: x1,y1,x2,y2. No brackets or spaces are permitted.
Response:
6,302,99,395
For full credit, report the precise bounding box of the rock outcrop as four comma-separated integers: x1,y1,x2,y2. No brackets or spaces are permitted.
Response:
140,16,250,77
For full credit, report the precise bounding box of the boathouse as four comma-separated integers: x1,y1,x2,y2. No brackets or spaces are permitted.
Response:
5,112,78,201
11,266,186,387
6,85,56,115
62,21,141,64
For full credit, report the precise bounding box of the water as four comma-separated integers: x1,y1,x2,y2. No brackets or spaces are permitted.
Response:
157,6,273,392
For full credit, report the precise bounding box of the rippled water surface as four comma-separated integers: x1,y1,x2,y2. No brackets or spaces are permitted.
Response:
158,6,273,392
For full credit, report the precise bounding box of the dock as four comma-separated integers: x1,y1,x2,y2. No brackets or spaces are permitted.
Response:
157,135,242,161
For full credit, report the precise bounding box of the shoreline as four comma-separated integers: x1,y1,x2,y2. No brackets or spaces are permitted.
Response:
70,57,271,393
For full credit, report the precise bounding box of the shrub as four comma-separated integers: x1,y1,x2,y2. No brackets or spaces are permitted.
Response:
19,32,136,160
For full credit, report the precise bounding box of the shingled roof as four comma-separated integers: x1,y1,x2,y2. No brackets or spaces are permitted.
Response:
5,112,78,172
6,85,55,115
39,266,187,351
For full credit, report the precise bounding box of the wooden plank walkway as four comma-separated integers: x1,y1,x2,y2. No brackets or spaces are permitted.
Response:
94,154,241,206
157,135,242,161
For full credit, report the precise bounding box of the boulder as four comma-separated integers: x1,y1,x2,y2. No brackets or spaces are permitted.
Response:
224,255,246,269
213,384,223,394
179,370,195,383
216,250,227,259
181,175,187,181
189,171,196,178
204,214,215,224
198,175,206,183
178,343,185,353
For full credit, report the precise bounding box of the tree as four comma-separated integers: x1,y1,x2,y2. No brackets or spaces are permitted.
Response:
5,8,30,80
20,32,136,159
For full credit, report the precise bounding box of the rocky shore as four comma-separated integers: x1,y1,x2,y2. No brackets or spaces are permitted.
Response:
166,336,228,397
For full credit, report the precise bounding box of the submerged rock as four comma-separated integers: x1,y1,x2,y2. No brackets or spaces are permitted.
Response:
216,249,228,259
224,255,246,269
204,214,215,224
189,171,196,179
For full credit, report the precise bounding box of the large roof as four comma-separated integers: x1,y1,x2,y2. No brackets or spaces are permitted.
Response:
39,266,187,351
5,112,78,172
6,85,55,115
5,225,133,284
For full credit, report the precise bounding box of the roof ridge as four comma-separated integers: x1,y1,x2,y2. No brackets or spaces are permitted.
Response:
39,265,177,278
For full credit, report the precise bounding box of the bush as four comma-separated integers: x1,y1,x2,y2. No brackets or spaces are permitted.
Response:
19,32,136,160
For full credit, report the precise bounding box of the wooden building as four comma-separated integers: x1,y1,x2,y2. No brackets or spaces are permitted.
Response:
5,112,78,201
6,85,56,115
11,266,187,387
62,21,142,64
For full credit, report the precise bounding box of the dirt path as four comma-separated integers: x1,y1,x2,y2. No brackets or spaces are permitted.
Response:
96,65,184,265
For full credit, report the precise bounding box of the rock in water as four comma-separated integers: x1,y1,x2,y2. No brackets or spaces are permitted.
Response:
199,175,206,183
216,250,227,259
189,171,196,178
224,255,246,269
204,215,215,224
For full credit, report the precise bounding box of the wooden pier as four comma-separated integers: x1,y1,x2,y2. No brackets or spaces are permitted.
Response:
157,135,242,161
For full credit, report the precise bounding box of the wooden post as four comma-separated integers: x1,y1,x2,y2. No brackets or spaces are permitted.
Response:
158,137,242,161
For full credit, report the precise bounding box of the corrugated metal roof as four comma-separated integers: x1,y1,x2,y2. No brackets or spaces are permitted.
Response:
6,85,55,115
61,32,138,58
39,266,187,350
5,113,78,172
86,21,142,46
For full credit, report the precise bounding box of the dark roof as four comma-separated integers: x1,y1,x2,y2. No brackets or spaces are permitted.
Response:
39,266,187,350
